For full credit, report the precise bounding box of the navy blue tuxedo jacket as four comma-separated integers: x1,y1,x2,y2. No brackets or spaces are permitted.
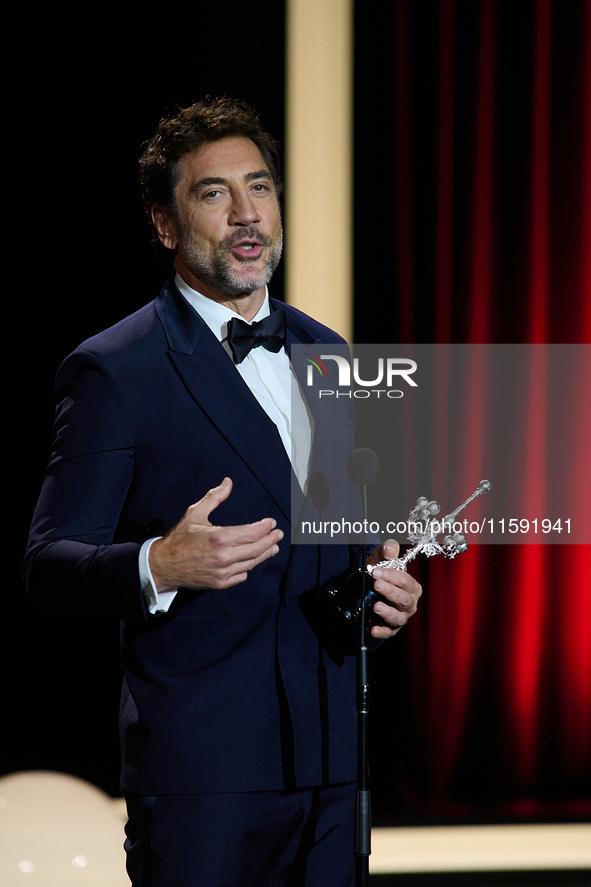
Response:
24,280,359,795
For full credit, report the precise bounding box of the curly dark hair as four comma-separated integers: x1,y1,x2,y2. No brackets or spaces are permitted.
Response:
139,97,283,267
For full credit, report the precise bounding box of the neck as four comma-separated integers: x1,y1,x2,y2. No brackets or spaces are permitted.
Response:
175,267,266,321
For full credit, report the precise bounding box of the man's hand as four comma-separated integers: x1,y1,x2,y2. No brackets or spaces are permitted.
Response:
149,477,283,592
366,539,422,639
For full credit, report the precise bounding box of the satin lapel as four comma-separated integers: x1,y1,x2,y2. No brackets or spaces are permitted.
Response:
155,282,293,521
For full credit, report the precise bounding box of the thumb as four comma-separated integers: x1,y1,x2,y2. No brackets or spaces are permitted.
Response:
380,538,400,559
191,477,233,525
368,538,400,565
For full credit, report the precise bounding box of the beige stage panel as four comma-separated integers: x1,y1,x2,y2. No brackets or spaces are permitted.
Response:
285,0,353,341
370,824,591,874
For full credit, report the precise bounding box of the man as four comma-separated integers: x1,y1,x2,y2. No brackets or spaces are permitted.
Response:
24,98,421,886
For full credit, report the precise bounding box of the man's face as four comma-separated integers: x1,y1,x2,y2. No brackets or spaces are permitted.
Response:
154,137,283,314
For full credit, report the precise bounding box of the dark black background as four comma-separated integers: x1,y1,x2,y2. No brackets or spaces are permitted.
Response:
9,0,286,798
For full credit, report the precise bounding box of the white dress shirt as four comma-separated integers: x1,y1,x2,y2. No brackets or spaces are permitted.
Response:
140,275,313,614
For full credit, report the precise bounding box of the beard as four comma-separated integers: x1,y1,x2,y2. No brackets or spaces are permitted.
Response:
176,223,283,297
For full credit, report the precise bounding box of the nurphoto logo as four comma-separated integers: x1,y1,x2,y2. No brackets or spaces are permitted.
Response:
305,353,418,399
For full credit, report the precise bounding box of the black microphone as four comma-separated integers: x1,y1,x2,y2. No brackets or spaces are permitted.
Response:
347,448,380,487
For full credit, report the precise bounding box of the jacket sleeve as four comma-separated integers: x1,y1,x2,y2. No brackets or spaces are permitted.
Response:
23,348,149,621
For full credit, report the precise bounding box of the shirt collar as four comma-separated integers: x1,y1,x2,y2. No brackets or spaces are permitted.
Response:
174,273,270,343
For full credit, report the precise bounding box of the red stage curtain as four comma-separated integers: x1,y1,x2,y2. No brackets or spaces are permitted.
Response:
356,0,591,819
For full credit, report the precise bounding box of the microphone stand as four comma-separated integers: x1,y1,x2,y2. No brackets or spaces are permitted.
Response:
355,481,371,887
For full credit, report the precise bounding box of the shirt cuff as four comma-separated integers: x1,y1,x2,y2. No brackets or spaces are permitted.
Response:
139,538,178,615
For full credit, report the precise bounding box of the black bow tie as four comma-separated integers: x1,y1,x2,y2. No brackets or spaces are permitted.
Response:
226,310,287,364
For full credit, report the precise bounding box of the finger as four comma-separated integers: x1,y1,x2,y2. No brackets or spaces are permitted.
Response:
205,526,284,570
228,539,282,576
370,621,404,640
206,537,282,589
372,568,414,605
205,519,282,551
373,599,409,631
374,568,421,596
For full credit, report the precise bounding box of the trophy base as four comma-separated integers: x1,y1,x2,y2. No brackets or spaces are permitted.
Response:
299,567,388,657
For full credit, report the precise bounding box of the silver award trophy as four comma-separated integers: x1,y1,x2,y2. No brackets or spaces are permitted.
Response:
299,480,491,655
367,478,492,573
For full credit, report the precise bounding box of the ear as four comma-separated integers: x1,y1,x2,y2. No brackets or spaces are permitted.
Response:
151,206,178,251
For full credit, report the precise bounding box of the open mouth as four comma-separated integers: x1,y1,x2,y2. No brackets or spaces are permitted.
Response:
229,241,264,260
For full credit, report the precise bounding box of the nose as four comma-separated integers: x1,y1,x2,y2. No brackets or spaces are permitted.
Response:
229,188,260,226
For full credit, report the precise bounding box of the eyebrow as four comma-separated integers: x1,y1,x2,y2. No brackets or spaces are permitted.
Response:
192,170,273,191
